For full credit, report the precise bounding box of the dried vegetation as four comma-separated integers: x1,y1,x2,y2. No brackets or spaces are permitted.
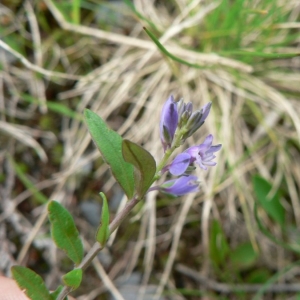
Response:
1,0,300,299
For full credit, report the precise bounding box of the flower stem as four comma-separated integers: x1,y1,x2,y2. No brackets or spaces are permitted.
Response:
156,126,189,174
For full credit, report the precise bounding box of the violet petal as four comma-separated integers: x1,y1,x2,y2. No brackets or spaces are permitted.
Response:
169,153,191,176
161,175,199,196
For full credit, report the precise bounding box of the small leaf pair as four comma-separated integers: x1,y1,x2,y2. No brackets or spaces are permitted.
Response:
12,201,84,300
12,266,81,299
84,109,156,199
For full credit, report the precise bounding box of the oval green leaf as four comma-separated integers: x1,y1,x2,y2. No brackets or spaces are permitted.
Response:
229,242,258,270
84,109,135,199
252,175,285,227
96,192,110,246
62,269,82,290
11,266,51,300
122,139,156,197
48,201,84,265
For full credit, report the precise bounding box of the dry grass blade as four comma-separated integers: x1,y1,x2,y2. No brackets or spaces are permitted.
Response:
0,121,48,162
0,40,80,80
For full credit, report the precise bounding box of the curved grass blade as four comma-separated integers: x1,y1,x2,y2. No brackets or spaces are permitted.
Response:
122,139,156,198
253,260,300,300
48,201,84,265
71,0,81,24
220,49,300,59
11,266,51,300
96,192,110,246
144,27,205,70
254,203,300,254
84,109,135,199
12,157,48,204
21,93,82,120
123,0,158,32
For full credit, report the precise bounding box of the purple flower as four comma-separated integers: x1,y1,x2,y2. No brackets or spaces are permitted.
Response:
159,175,199,196
168,134,222,175
160,95,178,151
165,153,191,176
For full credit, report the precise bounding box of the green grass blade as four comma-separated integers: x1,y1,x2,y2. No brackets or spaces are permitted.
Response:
11,158,48,204
144,27,205,70
72,0,81,24
123,0,158,32
21,94,82,120
254,203,300,254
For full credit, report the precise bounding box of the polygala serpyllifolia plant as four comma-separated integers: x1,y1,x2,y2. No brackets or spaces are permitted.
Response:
12,95,221,300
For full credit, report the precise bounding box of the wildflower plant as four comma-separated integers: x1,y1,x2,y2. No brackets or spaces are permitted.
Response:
11,95,221,300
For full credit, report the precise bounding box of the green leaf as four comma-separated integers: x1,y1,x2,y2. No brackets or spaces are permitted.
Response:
48,201,84,265
84,109,135,199
252,175,285,227
122,139,156,197
246,269,271,284
62,269,82,290
50,285,63,300
209,219,229,267
11,266,51,300
96,192,110,246
229,242,258,269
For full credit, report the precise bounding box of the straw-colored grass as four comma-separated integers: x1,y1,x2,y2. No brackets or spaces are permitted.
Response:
1,0,300,299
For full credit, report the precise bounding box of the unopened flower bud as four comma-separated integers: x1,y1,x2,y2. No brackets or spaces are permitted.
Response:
160,95,178,151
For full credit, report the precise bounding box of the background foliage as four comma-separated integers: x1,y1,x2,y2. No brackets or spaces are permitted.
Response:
1,0,300,299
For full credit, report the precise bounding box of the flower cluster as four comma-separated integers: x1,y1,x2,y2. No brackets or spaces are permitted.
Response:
156,95,222,197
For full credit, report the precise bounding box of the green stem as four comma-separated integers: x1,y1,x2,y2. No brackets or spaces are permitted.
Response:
156,126,189,174
56,195,140,300
57,127,189,299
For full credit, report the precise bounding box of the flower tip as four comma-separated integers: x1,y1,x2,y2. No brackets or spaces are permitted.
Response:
167,94,175,103
200,102,212,123
160,95,179,151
